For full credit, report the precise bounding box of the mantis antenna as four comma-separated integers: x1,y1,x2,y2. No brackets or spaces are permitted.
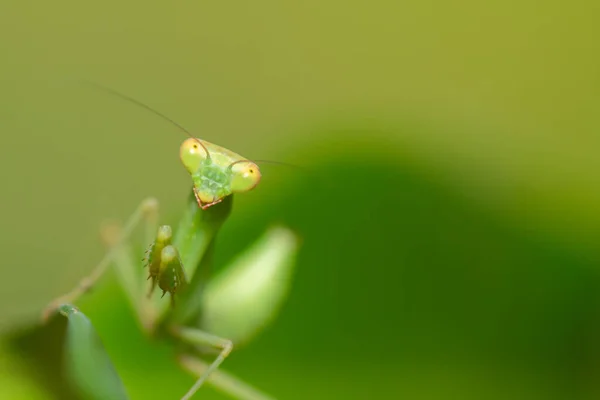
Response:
229,159,306,171
83,81,211,160
227,159,256,170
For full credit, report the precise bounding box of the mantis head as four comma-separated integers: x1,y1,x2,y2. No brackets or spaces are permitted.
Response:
179,138,262,208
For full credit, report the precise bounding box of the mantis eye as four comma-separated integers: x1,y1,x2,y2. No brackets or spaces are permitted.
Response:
180,138,208,174
231,162,261,193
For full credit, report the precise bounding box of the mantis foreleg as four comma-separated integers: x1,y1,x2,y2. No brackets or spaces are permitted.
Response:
173,325,275,400
42,197,160,330
178,353,276,400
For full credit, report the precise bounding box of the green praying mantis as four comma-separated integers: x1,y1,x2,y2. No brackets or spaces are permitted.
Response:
41,86,299,400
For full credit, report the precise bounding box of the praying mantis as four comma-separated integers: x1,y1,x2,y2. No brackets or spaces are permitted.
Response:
41,86,299,400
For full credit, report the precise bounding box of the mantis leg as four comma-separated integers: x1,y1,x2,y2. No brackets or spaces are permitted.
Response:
41,197,160,326
178,353,276,400
172,326,271,400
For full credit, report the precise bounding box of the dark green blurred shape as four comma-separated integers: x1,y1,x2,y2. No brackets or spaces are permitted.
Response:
8,137,600,399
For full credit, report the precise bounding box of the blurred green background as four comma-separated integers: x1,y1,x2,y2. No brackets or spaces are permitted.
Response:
1,0,600,398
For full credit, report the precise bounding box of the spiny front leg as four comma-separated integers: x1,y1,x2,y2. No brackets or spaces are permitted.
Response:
144,225,188,307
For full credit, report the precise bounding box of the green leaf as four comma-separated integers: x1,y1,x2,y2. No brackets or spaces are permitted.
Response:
59,304,129,400
200,226,299,345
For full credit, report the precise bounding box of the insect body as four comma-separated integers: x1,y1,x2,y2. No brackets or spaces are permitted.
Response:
41,85,298,400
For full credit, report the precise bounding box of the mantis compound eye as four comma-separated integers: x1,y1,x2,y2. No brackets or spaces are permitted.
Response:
231,161,261,193
180,138,209,174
